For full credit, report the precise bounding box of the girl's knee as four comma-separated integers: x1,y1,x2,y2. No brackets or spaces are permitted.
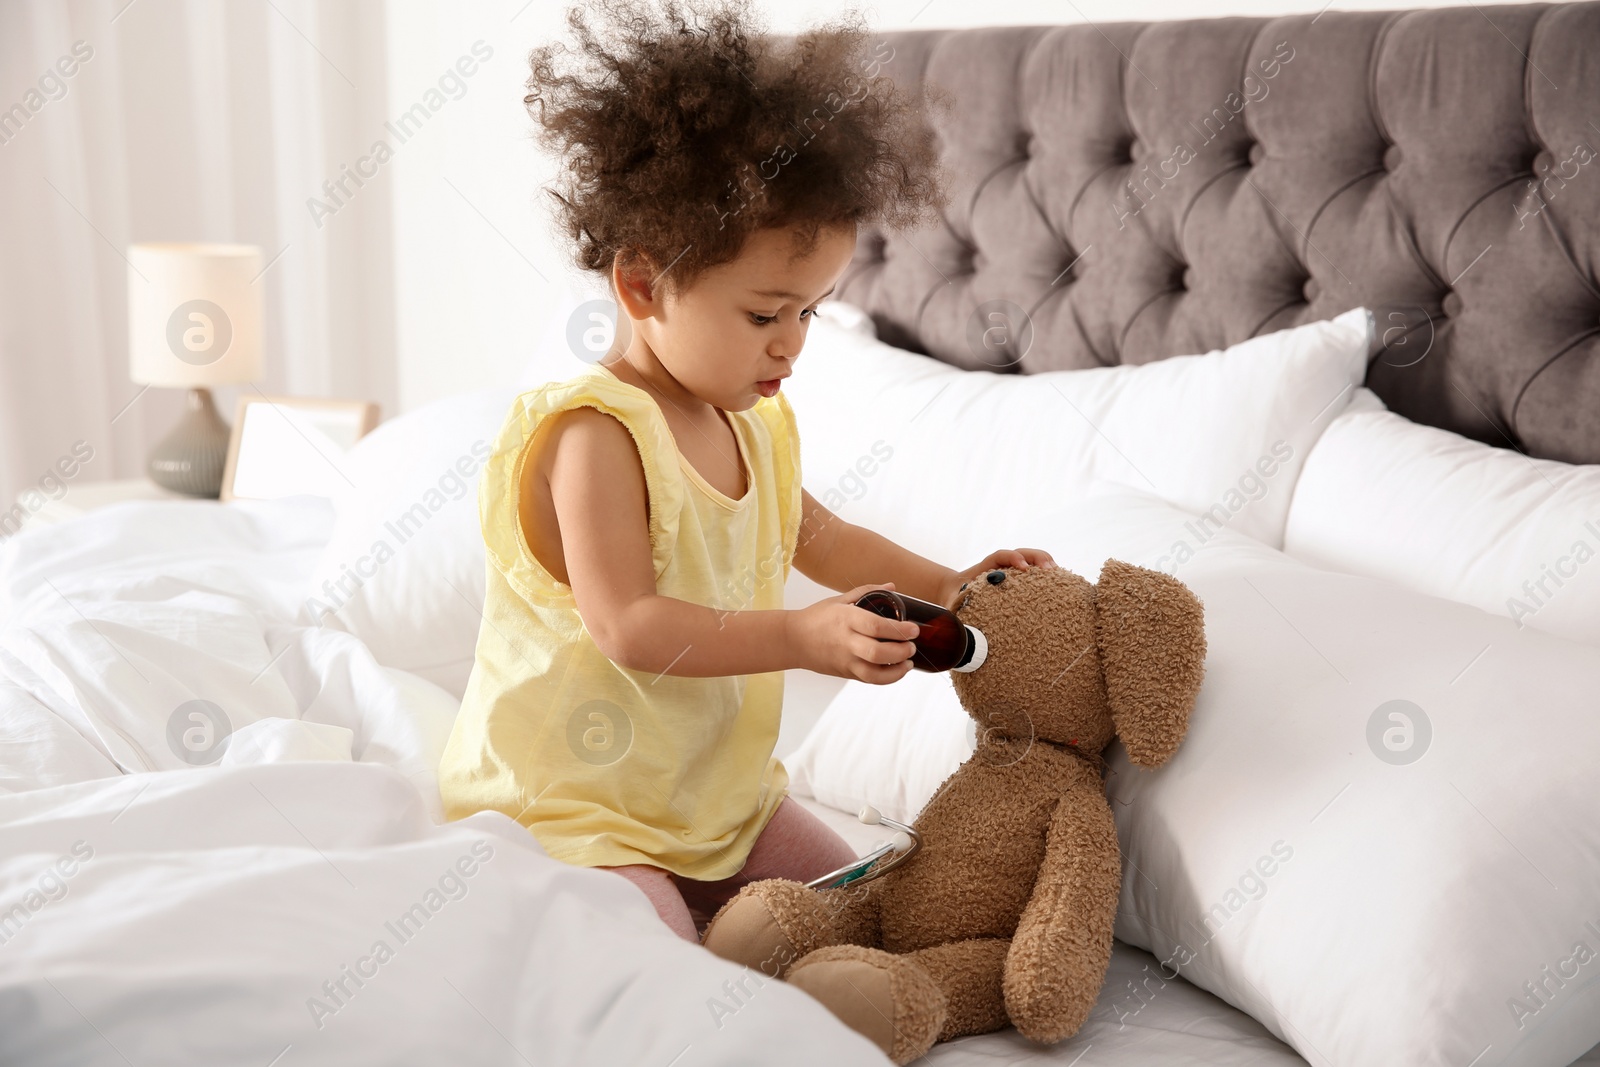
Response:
601,864,700,943
746,798,859,883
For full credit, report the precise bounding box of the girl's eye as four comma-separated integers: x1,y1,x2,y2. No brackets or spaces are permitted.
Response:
748,307,823,326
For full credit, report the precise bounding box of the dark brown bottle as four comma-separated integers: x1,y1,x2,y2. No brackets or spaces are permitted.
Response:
855,590,988,673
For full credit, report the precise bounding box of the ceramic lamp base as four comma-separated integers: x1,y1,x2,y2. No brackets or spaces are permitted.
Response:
148,388,231,498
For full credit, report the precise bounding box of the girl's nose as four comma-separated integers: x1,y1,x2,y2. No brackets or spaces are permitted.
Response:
770,320,806,360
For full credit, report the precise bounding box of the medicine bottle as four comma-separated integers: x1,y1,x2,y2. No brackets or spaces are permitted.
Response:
855,590,988,673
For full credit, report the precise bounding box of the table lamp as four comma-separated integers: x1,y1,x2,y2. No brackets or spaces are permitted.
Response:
128,243,263,498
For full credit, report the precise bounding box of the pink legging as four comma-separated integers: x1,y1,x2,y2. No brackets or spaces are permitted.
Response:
602,796,858,942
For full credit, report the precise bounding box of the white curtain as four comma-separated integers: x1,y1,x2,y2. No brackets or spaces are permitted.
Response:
0,0,397,512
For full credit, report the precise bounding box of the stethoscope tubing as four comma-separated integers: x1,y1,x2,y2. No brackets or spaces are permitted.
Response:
803,812,922,891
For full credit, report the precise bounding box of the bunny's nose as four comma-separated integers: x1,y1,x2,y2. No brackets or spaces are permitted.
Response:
986,570,1007,584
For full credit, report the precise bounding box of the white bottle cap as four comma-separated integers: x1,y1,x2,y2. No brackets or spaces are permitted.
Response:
952,625,987,672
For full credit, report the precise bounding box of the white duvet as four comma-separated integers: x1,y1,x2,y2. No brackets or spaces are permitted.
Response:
0,500,884,1065
0,498,453,798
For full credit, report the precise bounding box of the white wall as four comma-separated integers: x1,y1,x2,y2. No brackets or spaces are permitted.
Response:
381,1,565,413
379,0,1544,413
0,0,398,510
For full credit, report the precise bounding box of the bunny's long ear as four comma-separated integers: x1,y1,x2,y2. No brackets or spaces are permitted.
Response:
1092,559,1207,768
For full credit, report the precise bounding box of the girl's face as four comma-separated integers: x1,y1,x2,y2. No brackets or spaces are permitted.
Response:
616,222,858,411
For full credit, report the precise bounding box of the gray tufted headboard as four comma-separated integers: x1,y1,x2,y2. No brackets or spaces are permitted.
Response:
839,4,1600,464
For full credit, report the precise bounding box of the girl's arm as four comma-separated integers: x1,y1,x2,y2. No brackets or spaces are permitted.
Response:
534,407,920,682
794,488,1056,609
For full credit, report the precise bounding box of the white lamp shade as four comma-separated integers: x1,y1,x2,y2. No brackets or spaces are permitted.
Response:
128,243,264,387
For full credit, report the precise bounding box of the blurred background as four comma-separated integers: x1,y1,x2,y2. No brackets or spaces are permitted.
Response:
0,0,1541,508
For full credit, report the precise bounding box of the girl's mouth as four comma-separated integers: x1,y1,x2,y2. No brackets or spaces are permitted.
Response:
756,378,782,397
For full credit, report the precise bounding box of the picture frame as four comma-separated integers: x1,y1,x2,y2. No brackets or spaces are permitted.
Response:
221,394,380,502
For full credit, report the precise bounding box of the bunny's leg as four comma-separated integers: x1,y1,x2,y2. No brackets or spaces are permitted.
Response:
784,945,945,1065
701,875,882,977
905,938,1011,1038
783,938,1008,1064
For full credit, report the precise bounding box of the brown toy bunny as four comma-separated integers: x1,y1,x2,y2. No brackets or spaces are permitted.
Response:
702,560,1207,1063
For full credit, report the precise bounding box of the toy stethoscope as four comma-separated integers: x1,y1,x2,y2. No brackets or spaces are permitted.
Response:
804,804,922,890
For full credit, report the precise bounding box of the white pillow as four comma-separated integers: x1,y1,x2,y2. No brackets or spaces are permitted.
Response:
785,667,970,825
303,388,517,697
787,302,1372,556
789,489,1600,1067
1284,400,1600,647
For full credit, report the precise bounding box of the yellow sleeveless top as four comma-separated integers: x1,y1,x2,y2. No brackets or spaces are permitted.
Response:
437,366,801,880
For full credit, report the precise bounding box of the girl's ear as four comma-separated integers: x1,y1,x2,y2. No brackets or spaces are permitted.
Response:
612,248,663,321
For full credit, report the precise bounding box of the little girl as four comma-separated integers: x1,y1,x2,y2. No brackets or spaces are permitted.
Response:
438,0,1055,943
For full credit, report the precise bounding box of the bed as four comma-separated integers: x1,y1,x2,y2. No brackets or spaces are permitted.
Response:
4,3,1600,1065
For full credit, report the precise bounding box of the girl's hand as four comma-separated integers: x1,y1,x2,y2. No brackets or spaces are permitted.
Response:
940,548,1057,609
788,582,922,684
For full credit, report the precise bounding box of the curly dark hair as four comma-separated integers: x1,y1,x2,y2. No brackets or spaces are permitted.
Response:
525,0,948,295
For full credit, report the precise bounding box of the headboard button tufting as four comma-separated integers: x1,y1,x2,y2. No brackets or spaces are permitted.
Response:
838,16,1600,465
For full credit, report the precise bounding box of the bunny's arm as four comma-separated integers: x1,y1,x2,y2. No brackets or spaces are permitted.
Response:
1002,786,1122,1043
